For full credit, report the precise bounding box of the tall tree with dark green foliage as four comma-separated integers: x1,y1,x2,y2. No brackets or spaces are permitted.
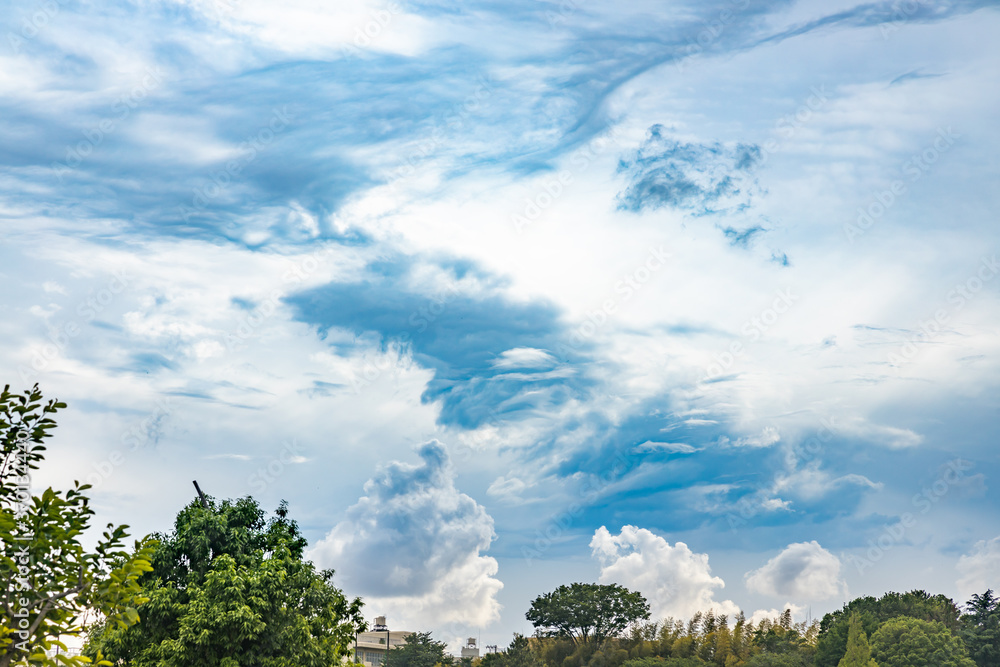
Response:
527,583,651,646
482,634,544,667
744,653,811,667
870,616,975,667
961,590,1000,667
623,659,705,667
816,590,963,667
0,384,155,667
384,632,454,667
753,616,808,656
84,495,364,667
836,614,876,667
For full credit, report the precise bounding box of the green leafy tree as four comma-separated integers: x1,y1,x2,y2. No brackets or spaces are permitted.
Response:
0,384,155,667
621,658,673,667
526,583,651,646
729,612,753,665
816,590,963,667
752,625,807,656
483,634,544,667
870,616,975,667
961,590,1000,667
84,495,364,667
749,612,816,662
536,636,577,667
384,632,454,667
624,659,705,667
744,653,811,667
836,614,876,667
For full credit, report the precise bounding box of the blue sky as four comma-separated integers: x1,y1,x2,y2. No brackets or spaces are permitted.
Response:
2,0,1000,649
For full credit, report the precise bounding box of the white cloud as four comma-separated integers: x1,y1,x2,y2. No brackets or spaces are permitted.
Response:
771,464,880,502
42,281,67,295
309,441,503,629
748,603,806,625
734,426,781,448
486,475,529,504
761,497,792,511
204,453,252,460
491,347,556,370
834,418,924,449
185,0,436,58
591,525,739,620
957,536,1000,597
745,541,847,601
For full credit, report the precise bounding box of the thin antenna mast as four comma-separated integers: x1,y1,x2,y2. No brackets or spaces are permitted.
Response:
192,480,210,509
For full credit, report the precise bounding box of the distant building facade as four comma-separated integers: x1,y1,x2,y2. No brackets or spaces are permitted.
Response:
351,616,480,666
460,638,480,660
353,616,415,667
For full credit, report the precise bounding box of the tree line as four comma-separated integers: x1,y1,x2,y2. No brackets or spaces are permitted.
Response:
489,583,997,667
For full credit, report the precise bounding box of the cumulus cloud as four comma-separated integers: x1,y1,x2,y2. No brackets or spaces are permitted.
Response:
748,603,806,625
309,441,502,628
591,525,739,620
957,536,1000,597
745,541,847,601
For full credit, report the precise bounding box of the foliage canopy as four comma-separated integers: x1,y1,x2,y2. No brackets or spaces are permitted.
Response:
84,495,364,667
526,583,651,646
384,631,454,667
870,616,976,667
0,384,154,667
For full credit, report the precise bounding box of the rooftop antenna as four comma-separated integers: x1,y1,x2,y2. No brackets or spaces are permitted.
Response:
192,480,210,509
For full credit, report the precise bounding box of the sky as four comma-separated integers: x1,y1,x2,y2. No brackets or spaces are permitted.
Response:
2,0,1000,652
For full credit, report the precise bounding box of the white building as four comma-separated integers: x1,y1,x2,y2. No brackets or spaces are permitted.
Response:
353,617,415,667
460,638,480,660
